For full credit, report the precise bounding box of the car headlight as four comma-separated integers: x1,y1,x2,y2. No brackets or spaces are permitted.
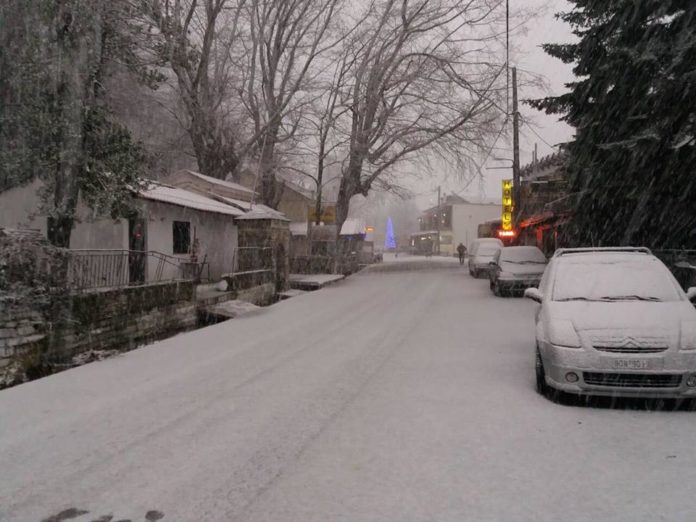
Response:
548,320,581,348
680,321,696,350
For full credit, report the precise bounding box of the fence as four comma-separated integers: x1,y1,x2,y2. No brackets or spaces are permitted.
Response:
66,249,209,291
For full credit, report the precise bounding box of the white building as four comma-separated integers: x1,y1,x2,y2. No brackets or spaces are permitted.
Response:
0,179,243,281
418,195,501,255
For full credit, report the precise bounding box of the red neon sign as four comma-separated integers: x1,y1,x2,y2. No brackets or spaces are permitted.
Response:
498,229,516,238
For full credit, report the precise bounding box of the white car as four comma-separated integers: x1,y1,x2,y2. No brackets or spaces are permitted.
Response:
525,247,696,399
468,238,503,278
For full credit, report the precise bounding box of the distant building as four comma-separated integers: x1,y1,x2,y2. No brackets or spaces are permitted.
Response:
517,150,571,256
418,194,501,255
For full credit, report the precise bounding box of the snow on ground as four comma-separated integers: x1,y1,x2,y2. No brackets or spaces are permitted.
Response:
2,262,696,521
288,273,346,287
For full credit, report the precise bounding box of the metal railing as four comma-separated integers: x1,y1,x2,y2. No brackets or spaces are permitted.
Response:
66,249,209,291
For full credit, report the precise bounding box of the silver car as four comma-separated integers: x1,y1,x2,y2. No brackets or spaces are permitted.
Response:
489,246,547,296
525,247,696,399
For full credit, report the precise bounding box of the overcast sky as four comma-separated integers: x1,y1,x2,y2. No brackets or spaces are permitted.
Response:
414,0,576,209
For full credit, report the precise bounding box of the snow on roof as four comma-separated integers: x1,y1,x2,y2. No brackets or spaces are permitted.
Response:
216,196,253,211
340,218,366,236
138,183,244,217
289,222,309,236
237,205,289,221
178,170,254,195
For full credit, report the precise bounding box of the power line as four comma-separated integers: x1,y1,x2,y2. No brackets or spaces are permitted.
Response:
521,119,556,150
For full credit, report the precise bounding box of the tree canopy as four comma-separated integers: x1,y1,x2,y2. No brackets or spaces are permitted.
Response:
530,0,696,248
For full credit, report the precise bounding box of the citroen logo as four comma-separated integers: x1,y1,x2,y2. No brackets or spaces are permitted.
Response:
621,337,640,348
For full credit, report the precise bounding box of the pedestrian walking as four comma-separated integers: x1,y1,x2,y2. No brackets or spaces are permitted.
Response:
457,242,467,264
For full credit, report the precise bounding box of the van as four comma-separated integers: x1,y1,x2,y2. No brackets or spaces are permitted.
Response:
468,238,503,277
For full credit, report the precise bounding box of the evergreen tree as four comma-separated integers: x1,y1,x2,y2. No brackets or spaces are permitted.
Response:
0,0,151,247
530,0,696,248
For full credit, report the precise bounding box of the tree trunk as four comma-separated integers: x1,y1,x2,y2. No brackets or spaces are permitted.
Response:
49,0,104,248
259,124,280,208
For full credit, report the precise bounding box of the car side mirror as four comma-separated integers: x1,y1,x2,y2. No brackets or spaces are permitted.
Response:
686,287,696,302
524,287,542,303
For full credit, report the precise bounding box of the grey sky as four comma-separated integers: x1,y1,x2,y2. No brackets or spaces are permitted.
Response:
414,0,575,209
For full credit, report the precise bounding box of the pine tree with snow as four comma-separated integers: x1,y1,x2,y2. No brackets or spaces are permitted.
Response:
530,0,696,248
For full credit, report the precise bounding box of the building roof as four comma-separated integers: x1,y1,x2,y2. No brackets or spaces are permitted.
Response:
520,151,568,180
340,218,366,236
138,182,244,217
236,206,289,221
177,169,254,195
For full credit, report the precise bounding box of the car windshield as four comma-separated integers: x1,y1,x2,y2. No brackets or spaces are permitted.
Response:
553,256,682,302
500,247,546,264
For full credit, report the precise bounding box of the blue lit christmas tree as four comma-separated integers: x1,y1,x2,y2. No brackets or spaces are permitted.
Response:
384,217,396,250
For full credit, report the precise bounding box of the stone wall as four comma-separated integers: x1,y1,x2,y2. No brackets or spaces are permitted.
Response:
60,281,196,361
1,281,196,372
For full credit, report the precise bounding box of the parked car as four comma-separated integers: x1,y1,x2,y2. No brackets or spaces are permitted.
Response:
489,246,547,296
525,247,696,399
468,238,503,278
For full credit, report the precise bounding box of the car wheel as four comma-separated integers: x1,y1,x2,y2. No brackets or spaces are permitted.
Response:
535,347,548,395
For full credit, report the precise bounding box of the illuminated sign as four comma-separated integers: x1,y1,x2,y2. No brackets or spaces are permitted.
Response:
502,179,513,231
498,230,516,238
308,205,336,224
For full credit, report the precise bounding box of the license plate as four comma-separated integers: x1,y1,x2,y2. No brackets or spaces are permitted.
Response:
613,359,650,370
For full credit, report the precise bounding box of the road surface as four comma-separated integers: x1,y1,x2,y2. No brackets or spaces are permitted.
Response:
2,255,696,522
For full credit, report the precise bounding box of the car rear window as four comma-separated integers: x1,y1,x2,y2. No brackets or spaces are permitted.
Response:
477,245,501,256
500,247,546,263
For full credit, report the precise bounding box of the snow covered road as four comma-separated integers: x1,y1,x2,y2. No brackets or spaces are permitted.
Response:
2,257,696,521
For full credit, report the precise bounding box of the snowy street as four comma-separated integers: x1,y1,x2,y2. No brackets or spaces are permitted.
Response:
3,257,696,522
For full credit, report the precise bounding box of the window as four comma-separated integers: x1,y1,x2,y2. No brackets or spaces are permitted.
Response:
172,221,191,254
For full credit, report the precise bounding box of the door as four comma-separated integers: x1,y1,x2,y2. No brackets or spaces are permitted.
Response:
128,218,146,284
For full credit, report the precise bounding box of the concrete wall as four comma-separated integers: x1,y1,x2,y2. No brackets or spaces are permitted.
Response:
451,203,502,251
0,179,47,235
138,200,238,281
0,179,127,250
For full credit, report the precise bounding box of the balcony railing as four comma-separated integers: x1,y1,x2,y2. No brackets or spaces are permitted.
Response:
65,249,209,291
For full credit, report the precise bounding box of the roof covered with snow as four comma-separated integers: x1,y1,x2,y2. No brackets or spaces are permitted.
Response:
138,182,244,217
340,218,367,236
177,170,254,195
237,206,289,221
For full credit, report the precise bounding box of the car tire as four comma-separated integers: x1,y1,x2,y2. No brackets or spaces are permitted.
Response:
535,347,548,396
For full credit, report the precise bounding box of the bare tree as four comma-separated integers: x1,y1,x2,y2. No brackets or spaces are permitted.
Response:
141,0,244,180
332,0,509,234
236,0,344,207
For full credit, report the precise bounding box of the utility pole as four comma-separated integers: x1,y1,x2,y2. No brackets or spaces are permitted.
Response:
436,185,441,255
512,67,520,226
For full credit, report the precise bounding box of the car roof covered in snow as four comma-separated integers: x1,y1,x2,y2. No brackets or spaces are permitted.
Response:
138,183,244,216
